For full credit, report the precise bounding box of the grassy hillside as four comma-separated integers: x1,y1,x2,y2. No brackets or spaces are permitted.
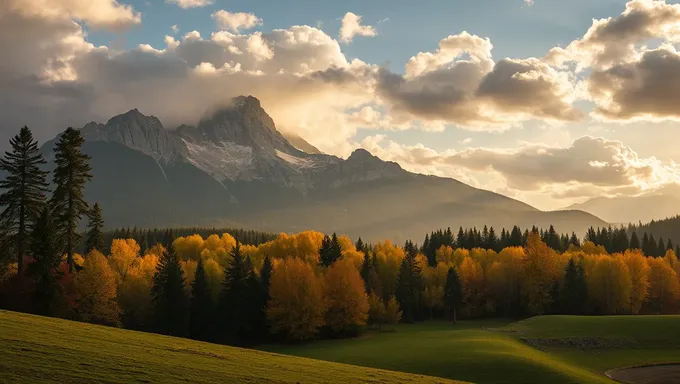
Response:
263,316,680,384
0,310,463,384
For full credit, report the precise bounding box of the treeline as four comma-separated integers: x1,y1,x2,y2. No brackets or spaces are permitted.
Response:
92,227,276,255
625,216,680,251
586,226,678,257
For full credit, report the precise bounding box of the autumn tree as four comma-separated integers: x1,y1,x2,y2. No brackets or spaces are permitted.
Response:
320,233,342,267
646,258,680,313
367,293,386,330
73,250,120,325
266,257,326,341
151,241,188,336
0,126,49,274
444,267,462,323
588,256,631,314
324,258,369,335
84,203,105,253
383,296,402,331
109,238,140,281
50,127,92,273
522,232,560,315
622,250,650,314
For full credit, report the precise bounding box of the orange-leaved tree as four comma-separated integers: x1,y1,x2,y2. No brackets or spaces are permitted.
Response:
266,257,326,341
74,250,121,325
324,258,369,334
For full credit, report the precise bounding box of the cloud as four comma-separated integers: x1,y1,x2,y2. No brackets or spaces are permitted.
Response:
339,12,376,43
171,24,178,33
375,33,582,130
360,135,680,203
7,0,141,31
166,0,213,9
524,0,535,6
212,10,263,33
545,0,680,71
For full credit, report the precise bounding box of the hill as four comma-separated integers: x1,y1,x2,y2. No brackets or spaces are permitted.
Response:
36,96,605,242
567,195,680,224
628,215,680,246
0,310,463,384
263,316,680,384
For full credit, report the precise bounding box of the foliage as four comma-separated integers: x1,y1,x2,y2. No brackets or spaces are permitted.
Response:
73,250,120,325
84,203,105,253
151,242,188,336
324,258,369,334
266,257,326,341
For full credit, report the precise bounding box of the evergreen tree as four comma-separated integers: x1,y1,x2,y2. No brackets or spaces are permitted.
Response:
151,239,188,336
561,258,588,314
545,225,561,251
260,255,273,296
488,227,499,252
355,237,365,253
50,127,92,272
28,207,61,315
641,232,650,255
569,232,581,248
220,242,256,344
0,126,49,274
629,232,640,250
360,251,373,293
509,226,523,247
444,267,462,323
667,238,674,252
395,240,423,323
456,227,466,249
329,233,342,263
190,259,213,341
657,237,666,257
84,203,105,253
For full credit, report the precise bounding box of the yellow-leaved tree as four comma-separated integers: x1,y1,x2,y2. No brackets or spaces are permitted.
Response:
324,258,369,334
266,258,326,341
109,238,140,281
646,257,680,313
588,255,632,314
74,250,121,326
622,250,650,314
522,232,560,315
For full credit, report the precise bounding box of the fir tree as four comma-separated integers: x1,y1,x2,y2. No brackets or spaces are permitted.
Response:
444,267,462,323
190,259,213,341
355,237,365,253
629,232,640,250
151,239,188,336
488,227,499,252
220,242,255,344
569,232,581,248
561,258,588,314
456,227,466,249
319,235,331,266
50,127,92,272
510,226,523,247
395,240,423,323
84,203,105,253
0,126,49,274
667,238,674,252
641,233,650,255
28,207,61,315
658,237,666,257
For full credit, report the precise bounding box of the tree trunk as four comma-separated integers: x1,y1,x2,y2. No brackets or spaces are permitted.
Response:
18,200,25,274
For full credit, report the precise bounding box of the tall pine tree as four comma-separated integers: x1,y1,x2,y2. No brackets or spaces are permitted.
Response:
50,128,92,272
84,203,105,253
444,267,462,323
190,259,213,341
151,239,188,336
561,258,588,314
0,126,49,274
395,240,423,323
220,242,256,344
28,207,61,315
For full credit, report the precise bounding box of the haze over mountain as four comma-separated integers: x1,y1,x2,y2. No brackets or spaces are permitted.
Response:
40,96,604,242
567,193,680,225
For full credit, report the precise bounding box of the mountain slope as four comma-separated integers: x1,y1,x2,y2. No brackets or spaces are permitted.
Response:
567,194,680,224
36,96,606,241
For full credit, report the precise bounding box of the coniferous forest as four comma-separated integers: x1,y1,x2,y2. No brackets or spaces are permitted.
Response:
1,126,680,346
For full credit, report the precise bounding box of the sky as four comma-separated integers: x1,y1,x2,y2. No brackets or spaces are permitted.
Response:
2,0,680,211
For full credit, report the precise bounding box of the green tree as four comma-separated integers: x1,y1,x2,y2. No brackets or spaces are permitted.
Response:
444,267,462,323
629,232,641,250
395,240,423,323
84,203,105,253
50,128,92,272
0,126,49,274
190,259,213,341
320,233,342,267
561,258,588,314
27,207,61,315
151,239,188,336
220,242,257,344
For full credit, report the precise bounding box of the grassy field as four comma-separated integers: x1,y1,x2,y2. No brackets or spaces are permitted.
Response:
262,316,680,384
0,310,464,384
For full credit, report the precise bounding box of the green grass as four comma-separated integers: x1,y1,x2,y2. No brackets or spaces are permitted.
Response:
0,310,464,384
262,316,680,384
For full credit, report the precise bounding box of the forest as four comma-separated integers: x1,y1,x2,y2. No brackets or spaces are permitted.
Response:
0,126,679,346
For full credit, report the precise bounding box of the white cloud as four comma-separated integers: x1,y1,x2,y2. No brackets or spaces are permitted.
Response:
8,0,141,31
212,10,263,32
166,0,213,9
171,24,178,33
339,12,376,43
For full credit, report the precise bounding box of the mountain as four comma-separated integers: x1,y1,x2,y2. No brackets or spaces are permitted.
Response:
38,95,606,242
566,193,680,225
282,132,323,154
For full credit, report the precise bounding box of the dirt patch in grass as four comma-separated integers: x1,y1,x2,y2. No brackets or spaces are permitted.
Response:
606,364,680,384
520,337,636,351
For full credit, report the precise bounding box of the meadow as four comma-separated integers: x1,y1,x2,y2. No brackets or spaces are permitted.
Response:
0,310,462,384
263,316,680,384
